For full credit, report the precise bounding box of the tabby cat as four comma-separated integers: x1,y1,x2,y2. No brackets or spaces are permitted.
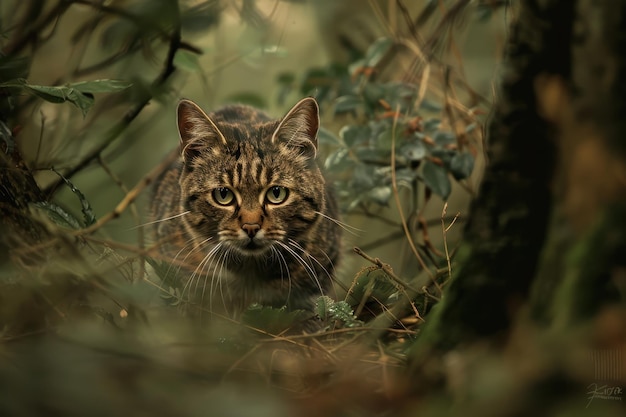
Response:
151,97,340,319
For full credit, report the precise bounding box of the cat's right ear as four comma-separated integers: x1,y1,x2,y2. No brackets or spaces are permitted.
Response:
177,99,227,161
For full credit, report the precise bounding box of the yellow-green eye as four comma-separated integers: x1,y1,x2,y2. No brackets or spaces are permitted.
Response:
266,186,288,204
213,187,235,205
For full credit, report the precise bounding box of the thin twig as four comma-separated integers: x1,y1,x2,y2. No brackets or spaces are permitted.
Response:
389,108,439,287
98,155,146,280
441,202,460,286
76,149,178,235
353,247,419,294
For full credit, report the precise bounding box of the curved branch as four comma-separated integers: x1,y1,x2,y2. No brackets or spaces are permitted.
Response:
44,17,182,195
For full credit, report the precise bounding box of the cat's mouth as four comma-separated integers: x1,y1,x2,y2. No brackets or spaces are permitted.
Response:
244,240,262,251
229,237,271,255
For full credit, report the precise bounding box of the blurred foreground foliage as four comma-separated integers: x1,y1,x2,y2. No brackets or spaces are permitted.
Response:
3,1,623,416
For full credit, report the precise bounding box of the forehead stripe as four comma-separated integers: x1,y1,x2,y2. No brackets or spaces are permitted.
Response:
255,162,263,183
236,162,243,185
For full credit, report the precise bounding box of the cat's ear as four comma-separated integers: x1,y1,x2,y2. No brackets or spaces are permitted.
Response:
271,97,319,159
177,99,227,160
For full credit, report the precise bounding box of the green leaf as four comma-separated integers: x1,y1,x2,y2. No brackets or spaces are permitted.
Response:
315,295,363,327
355,147,390,162
433,131,456,147
348,268,397,305
324,148,353,172
333,94,363,114
242,304,309,334
420,99,443,112
382,82,418,112
423,160,451,200
449,152,475,180
317,126,341,146
431,148,455,166
348,58,366,76
0,78,130,117
400,140,427,162
1,78,75,102
51,168,96,226
339,124,371,147
315,296,362,328
376,127,394,149
362,83,386,105
364,37,393,67
315,295,334,321
329,300,362,327
366,186,392,205
174,49,202,73
394,168,419,187
423,118,441,132
32,202,81,229
353,163,376,189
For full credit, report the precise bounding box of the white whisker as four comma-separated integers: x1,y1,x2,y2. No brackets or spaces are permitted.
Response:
199,244,222,291
185,240,220,301
287,239,338,299
163,234,210,298
130,211,191,230
314,210,362,236
288,238,334,282
272,245,292,304
276,241,324,297
215,246,231,314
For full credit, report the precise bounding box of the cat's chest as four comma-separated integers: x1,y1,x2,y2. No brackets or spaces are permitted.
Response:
224,257,289,287
210,258,299,310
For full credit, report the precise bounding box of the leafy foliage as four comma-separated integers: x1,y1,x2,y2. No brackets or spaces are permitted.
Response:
242,304,310,334
279,37,479,208
349,268,398,307
315,295,363,328
31,201,82,229
0,78,131,117
50,168,97,227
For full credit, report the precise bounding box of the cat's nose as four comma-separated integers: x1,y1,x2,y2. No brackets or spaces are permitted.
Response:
242,223,261,238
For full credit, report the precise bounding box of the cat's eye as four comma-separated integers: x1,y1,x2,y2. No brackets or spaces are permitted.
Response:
213,187,235,205
265,186,289,204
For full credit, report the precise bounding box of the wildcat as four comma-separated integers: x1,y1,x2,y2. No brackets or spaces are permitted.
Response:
151,97,341,320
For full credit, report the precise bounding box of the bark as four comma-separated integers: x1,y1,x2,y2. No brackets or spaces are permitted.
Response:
409,0,626,390
531,0,626,326
0,145,47,249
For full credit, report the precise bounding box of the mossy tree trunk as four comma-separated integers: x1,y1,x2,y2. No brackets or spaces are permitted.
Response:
410,0,626,380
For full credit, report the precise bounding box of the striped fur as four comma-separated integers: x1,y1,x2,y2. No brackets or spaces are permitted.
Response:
151,98,340,320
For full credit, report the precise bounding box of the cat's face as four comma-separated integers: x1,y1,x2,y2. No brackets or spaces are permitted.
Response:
176,98,326,258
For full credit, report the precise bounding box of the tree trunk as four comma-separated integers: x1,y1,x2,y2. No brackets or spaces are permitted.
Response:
410,0,626,386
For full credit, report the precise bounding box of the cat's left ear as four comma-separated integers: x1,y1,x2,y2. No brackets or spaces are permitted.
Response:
271,97,319,159
177,99,228,161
